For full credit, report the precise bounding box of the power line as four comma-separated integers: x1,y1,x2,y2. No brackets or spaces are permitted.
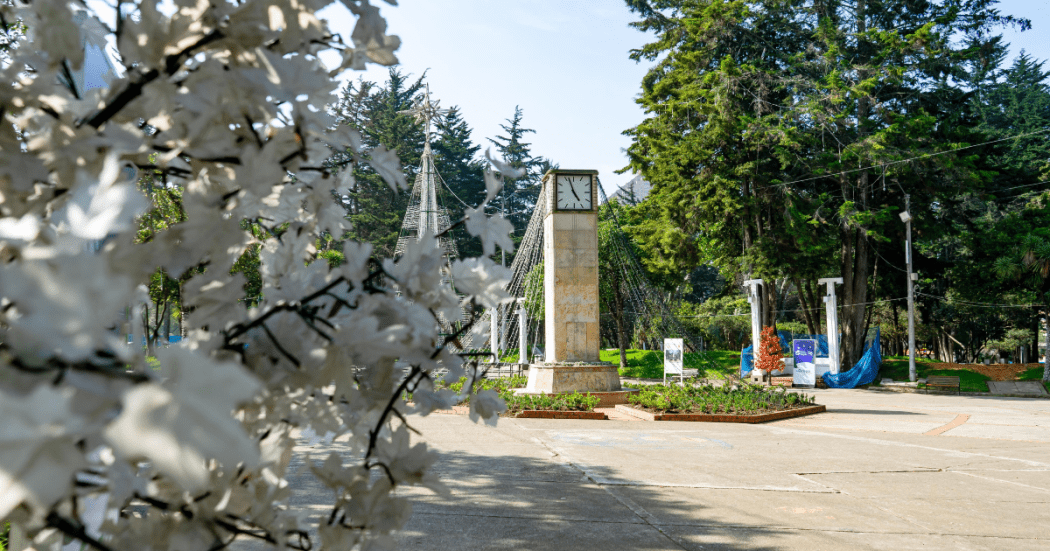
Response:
673,296,909,320
915,291,1043,308
755,127,1050,192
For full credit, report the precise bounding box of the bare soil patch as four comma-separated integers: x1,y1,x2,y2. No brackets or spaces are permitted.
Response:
929,362,1041,381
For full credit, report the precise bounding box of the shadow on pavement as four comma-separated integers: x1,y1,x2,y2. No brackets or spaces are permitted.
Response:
392,447,782,551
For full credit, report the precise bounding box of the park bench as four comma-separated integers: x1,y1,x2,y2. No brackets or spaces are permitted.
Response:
926,375,960,395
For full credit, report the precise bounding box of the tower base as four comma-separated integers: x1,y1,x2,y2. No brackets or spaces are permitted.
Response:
517,362,638,406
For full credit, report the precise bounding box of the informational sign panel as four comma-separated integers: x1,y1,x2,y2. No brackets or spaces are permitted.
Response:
793,339,817,387
664,338,684,384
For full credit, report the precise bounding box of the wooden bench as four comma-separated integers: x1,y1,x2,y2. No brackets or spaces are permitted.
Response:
926,375,960,395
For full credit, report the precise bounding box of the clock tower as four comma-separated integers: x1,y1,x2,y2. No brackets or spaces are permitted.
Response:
521,170,627,402
544,169,600,362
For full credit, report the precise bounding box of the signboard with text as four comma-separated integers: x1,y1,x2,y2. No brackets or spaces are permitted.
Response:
793,339,816,387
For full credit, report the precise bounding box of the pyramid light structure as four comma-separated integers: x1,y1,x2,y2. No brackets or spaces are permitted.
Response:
393,85,465,342
394,87,460,267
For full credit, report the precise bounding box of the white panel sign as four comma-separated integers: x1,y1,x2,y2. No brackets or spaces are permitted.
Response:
664,338,684,383
793,339,817,387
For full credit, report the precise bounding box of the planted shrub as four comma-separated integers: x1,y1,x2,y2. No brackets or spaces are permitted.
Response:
625,380,814,414
408,375,600,413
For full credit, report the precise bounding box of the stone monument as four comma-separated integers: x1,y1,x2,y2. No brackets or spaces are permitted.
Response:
522,170,627,402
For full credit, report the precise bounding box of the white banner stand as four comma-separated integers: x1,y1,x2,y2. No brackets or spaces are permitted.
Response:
664,338,684,384
793,339,817,387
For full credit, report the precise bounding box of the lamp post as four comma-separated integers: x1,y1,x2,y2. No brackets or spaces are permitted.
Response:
900,197,916,382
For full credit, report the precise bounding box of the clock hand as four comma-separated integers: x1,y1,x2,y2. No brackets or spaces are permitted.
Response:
570,183,581,202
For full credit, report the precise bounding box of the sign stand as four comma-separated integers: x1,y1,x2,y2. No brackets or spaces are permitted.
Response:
793,339,817,388
664,338,684,384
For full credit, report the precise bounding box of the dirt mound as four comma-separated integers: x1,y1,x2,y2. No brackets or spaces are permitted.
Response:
928,362,1040,381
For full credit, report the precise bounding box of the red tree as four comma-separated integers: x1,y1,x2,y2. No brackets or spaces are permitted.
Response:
755,326,784,382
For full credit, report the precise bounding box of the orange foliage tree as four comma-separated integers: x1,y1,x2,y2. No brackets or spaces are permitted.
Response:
755,326,784,382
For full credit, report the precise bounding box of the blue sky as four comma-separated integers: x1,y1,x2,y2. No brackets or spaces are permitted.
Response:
319,0,1050,195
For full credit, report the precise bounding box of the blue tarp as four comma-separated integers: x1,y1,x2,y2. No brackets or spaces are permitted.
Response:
823,328,882,388
741,330,878,388
128,335,183,345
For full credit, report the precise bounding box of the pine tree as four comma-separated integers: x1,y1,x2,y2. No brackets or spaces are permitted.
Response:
624,0,1025,366
330,69,427,258
975,51,1050,176
487,106,552,260
433,106,486,258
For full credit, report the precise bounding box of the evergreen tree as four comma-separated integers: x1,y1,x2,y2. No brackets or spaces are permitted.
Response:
975,51,1050,176
330,69,427,258
488,106,552,260
433,106,486,258
623,0,1025,365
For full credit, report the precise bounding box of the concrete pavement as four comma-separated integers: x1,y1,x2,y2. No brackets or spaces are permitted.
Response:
270,389,1050,550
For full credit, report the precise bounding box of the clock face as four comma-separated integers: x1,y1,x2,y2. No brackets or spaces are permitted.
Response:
555,174,593,210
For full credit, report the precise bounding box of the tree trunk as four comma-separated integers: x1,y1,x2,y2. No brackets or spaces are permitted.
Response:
762,280,777,330
1043,314,1049,382
839,0,874,369
162,300,171,343
840,224,872,368
794,277,818,335
805,279,822,336
1032,306,1040,364
143,304,154,356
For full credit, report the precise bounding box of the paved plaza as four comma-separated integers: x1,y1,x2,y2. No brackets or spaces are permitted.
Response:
272,389,1050,550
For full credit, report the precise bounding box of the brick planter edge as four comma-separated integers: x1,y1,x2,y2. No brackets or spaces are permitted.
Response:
614,404,826,423
513,410,607,420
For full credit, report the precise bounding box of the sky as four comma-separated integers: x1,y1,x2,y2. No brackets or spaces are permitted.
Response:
318,0,1050,196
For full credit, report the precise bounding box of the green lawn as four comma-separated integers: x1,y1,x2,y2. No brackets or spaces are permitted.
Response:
599,349,742,379
879,355,990,392
920,369,993,393
1018,366,1050,393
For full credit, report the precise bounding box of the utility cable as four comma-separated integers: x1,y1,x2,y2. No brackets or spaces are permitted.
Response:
915,291,1043,308
754,127,1050,192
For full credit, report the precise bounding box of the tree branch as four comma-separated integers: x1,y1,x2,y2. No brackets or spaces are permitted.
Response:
45,512,116,551
83,30,224,129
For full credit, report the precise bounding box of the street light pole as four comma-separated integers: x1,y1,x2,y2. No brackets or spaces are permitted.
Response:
902,195,917,382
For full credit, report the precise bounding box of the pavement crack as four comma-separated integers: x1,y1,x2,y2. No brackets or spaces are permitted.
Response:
527,433,692,550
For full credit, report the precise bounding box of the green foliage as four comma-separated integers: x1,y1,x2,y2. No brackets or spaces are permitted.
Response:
487,106,550,238
522,261,544,321
1018,367,1050,393
502,391,600,413
230,242,262,307
418,375,599,412
878,356,989,392
444,375,528,397
919,370,992,394
986,329,1035,355
623,0,1029,365
598,349,740,380
433,106,487,258
625,381,814,414
972,52,1050,176
1,521,8,551
331,70,426,259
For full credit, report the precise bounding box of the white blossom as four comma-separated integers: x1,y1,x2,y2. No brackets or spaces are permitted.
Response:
463,206,516,257
0,0,516,548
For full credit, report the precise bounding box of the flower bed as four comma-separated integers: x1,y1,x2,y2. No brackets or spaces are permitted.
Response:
417,375,602,416
503,391,601,415
624,380,817,416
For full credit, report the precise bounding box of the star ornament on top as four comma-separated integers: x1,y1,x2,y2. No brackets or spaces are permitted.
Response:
399,85,449,140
